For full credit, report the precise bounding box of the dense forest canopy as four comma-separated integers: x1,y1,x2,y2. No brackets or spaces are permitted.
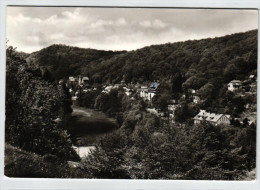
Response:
27,30,257,85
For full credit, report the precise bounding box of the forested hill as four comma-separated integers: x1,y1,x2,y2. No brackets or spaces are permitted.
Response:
26,45,126,80
27,30,257,85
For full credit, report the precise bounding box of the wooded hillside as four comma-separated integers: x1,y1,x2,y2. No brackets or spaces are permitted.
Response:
27,30,257,85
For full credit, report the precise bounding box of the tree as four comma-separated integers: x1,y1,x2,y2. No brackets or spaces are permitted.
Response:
224,64,239,82
171,73,182,95
6,46,79,161
174,103,191,123
153,93,171,113
197,83,214,99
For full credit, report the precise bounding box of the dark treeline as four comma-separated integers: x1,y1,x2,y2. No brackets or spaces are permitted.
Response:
5,46,80,169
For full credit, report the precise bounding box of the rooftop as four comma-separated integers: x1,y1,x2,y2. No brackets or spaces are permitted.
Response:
194,110,230,123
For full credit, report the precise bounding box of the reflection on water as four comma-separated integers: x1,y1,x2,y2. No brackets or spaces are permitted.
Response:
68,106,117,147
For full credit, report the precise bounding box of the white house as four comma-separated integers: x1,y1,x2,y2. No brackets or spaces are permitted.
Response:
69,76,76,82
140,86,149,99
82,76,89,83
228,80,242,92
193,110,230,125
249,75,255,80
139,82,159,101
123,87,132,96
102,85,113,93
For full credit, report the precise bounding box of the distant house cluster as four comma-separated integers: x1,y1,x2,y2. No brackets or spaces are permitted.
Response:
65,73,256,127
227,75,257,93
67,75,90,103
193,110,230,125
187,75,257,109
146,99,178,119
102,81,134,96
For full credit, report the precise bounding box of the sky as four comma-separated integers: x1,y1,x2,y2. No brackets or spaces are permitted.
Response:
6,7,258,53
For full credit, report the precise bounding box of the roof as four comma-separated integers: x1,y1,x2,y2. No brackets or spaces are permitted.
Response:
193,110,230,123
69,76,76,81
150,82,159,89
229,80,242,84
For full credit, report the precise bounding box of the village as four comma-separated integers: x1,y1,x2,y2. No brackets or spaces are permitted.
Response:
64,74,257,127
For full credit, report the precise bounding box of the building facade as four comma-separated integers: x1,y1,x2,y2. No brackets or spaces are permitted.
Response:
228,80,242,92
194,110,230,125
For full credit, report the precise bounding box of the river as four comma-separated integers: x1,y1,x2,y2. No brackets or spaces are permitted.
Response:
68,106,118,157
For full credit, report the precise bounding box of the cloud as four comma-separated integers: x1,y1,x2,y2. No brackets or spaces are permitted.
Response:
140,19,167,29
6,7,258,53
140,20,152,28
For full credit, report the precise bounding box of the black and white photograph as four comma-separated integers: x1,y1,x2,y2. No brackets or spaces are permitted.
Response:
5,6,257,180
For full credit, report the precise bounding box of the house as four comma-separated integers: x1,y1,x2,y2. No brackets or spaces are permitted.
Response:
193,110,230,125
170,99,177,104
140,86,149,99
123,87,132,96
148,82,159,100
250,82,257,93
72,96,78,104
78,75,89,85
146,107,159,116
147,91,156,101
121,80,126,85
168,104,178,112
249,75,256,81
139,82,160,101
69,76,76,82
150,82,159,90
102,85,113,93
228,80,242,92
189,89,196,95
168,104,178,118
193,95,200,104
68,76,78,86
82,77,89,84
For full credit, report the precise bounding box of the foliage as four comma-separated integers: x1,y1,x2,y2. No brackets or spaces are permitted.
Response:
153,92,172,112
174,103,191,123
82,120,255,180
94,89,124,117
5,144,85,178
6,46,79,161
